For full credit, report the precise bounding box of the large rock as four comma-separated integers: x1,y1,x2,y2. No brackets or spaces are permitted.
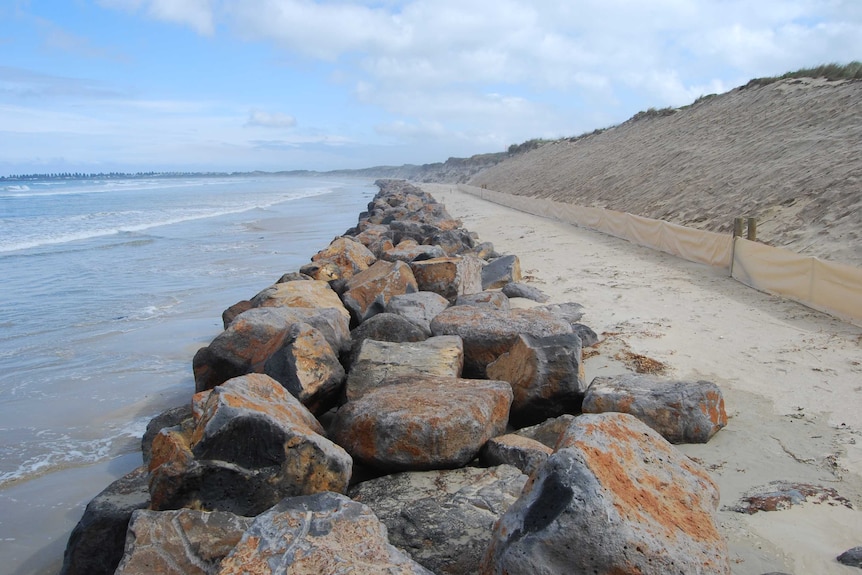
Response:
410,255,484,302
263,321,345,414
217,492,433,575
221,300,252,329
346,312,428,367
455,291,511,311
501,281,549,302
341,259,419,324
345,336,464,402
141,404,192,466
331,377,512,471
481,412,730,575
430,306,573,377
305,236,377,280
582,373,727,443
114,509,252,575
514,414,578,448
385,291,451,336
249,279,349,322
350,465,528,575
381,239,447,263
59,466,150,575
431,228,476,255
192,306,350,392
486,332,586,427
149,374,351,515
481,434,553,477
481,255,521,290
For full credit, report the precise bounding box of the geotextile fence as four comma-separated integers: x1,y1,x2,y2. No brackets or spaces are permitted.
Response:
458,184,862,326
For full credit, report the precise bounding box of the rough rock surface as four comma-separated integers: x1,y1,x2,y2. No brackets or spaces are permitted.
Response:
582,373,727,443
572,322,599,347
332,377,512,471
59,466,150,575
501,281,549,302
430,305,573,377
409,255,484,302
341,259,419,324
486,332,586,427
838,546,862,568
346,312,428,367
193,306,350,392
263,321,345,414
142,404,192,466
221,300,252,329
346,336,464,402
217,492,433,575
513,414,577,448
481,434,553,476
481,412,730,575
149,374,351,515
114,509,252,575
308,236,377,280
481,254,521,290
381,239,447,262
249,280,349,322
350,465,528,575
385,291,451,335
455,290,511,311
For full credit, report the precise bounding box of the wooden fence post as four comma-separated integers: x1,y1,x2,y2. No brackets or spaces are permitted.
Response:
747,217,757,241
733,217,744,238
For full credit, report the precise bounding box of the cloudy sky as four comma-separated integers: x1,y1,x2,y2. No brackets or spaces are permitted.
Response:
0,1,859,175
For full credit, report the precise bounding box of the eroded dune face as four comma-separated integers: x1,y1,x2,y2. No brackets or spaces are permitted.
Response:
470,78,862,267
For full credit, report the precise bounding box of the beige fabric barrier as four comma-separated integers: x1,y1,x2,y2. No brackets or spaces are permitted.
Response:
458,185,733,268
457,185,862,326
732,238,862,325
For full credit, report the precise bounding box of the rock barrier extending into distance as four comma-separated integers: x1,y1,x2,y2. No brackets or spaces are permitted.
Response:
60,179,731,575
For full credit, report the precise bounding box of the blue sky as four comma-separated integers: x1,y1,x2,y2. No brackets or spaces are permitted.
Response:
1,1,859,175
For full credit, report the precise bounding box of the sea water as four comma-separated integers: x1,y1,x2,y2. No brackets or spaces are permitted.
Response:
0,174,377,574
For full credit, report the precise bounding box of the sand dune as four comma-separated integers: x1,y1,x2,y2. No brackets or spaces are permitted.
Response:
470,78,862,267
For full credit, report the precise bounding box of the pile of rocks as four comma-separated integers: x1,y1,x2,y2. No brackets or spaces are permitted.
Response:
61,180,731,575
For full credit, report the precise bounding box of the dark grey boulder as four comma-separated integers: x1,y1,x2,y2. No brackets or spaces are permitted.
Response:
350,465,528,575
385,291,450,336
141,404,192,466
572,322,599,347
838,547,862,568
481,255,521,290
501,282,549,302
455,290,510,311
347,312,428,367
59,466,150,575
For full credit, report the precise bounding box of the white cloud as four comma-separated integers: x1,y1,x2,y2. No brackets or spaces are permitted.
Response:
98,0,215,35
245,109,298,129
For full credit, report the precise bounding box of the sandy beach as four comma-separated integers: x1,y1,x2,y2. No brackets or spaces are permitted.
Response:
423,183,862,575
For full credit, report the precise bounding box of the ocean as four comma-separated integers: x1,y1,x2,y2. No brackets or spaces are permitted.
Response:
0,174,377,574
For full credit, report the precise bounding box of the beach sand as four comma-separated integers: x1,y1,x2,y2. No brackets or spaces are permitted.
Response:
423,183,862,575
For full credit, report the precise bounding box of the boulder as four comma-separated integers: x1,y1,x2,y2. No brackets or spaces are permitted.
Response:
351,223,395,257
141,404,192,466
341,259,419,324
249,280,349,322
481,412,730,575
838,547,862,568
276,271,313,283
431,228,476,255
381,239,447,263
472,241,499,260
513,414,578,448
192,306,350,392
501,282,549,302
455,290,510,311
307,236,377,280
410,256,484,302
263,321,345,414
572,322,599,347
331,377,512,471
298,259,343,282
486,332,586,427
221,300,252,329
430,306,573,377
345,336,464,402
216,492,433,575
536,301,586,326
150,374,352,515
582,373,727,443
384,291,450,336
350,465,528,575
59,466,150,575
346,312,428,367
481,255,522,290
114,509,252,575
481,434,553,476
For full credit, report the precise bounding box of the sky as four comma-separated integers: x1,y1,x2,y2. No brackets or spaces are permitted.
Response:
0,1,860,175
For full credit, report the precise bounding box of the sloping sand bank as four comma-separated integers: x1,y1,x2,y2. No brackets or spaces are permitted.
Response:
423,183,862,575
469,78,862,268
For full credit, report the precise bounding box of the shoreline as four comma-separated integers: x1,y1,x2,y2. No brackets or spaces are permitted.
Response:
423,183,862,574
